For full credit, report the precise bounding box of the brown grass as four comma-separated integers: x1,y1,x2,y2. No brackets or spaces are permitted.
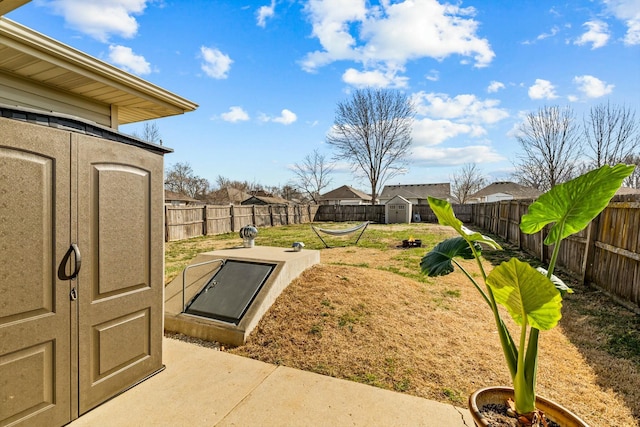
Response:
226,226,640,427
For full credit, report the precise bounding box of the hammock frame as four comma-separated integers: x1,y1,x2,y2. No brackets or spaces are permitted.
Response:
311,221,370,248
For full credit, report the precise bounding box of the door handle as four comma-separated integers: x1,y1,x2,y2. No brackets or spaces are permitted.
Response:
58,243,82,281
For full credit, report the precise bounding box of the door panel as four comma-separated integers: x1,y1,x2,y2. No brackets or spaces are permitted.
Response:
76,134,163,414
0,120,71,427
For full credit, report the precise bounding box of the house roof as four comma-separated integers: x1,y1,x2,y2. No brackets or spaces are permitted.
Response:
472,181,542,199
616,187,640,195
0,17,197,125
164,190,199,203
207,187,251,205
242,195,291,205
379,183,451,200
319,185,372,201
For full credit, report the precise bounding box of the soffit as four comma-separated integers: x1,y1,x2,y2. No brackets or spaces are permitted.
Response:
0,17,197,124
0,0,30,16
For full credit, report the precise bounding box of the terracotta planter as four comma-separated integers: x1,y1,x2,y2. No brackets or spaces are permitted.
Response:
469,387,590,427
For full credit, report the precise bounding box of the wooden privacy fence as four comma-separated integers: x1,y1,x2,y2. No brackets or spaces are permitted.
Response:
166,203,473,242
165,204,319,242
469,199,640,311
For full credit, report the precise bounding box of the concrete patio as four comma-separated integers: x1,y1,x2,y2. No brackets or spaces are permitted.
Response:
68,337,474,426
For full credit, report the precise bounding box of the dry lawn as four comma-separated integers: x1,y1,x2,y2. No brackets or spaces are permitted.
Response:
222,225,640,427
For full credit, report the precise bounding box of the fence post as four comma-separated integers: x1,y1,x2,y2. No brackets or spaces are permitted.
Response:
516,201,522,249
202,205,207,236
581,214,600,284
229,204,234,232
164,204,169,242
252,205,256,225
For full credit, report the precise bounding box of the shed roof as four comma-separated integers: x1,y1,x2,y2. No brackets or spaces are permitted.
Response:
0,17,197,125
380,183,450,200
472,182,542,199
319,185,372,201
164,190,199,203
242,195,292,205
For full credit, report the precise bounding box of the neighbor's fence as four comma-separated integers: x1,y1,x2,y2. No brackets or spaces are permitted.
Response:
469,196,640,311
165,199,639,309
166,203,473,241
165,204,319,242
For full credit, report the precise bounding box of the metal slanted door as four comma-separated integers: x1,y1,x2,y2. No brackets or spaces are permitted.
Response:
0,119,72,427
75,133,164,415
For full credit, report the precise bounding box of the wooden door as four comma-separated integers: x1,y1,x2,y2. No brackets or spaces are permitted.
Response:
75,134,164,414
0,119,72,426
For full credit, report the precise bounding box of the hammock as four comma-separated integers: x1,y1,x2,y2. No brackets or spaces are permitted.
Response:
311,221,370,248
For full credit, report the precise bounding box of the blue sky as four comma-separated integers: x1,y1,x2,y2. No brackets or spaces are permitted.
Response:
7,0,640,192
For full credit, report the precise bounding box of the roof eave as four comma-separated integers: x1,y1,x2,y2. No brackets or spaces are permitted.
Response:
0,17,198,124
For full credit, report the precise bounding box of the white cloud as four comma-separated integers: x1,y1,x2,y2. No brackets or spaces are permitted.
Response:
261,109,298,125
221,106,249,123
411,145,505,166
274,109,297,124
523,25,560,44
44,0,148,42
412,92,509,124
200,46,233,79
538,25,560,41
300,0,494,87
574,20,610,49
487,81,505,93
107,45,151,75
342,67,408,88
256,0,276,28
412,118,485,146
573,75,614,98
528,79,558,100
603,0,640,45
425,70,439,82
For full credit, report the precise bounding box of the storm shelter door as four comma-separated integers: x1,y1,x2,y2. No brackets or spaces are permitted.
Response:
0,121,72,426
76,134,164,414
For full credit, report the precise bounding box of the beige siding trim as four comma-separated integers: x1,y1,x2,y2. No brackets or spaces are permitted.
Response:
0,70,111,126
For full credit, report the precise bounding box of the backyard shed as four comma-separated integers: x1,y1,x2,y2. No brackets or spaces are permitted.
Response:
385,195,412,224
0,11,196,427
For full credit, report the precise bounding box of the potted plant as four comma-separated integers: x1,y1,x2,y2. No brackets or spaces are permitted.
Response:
420,164,635,426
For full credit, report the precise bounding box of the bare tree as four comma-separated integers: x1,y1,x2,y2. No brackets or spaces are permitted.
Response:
451,163,486,204
623,153,640,189
584,102,640,168
326,88,415,204
512,105,582,191
133,121,162,145
165,162,210,199
291,149,335,203
214,176,262,194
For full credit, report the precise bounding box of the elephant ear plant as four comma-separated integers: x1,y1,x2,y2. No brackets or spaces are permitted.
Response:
421,164,635,425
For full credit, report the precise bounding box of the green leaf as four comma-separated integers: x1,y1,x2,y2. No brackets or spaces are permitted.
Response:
536,267,573,296
420,237,476,276
428,197,502,249
486,258,563,331
520,164,635,244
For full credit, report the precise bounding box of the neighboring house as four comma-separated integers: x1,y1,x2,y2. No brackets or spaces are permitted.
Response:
241,195,292,205
207,187,251,205
468,181,542,203
378,183,451,205
318,185,373,205
164,190,200,206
